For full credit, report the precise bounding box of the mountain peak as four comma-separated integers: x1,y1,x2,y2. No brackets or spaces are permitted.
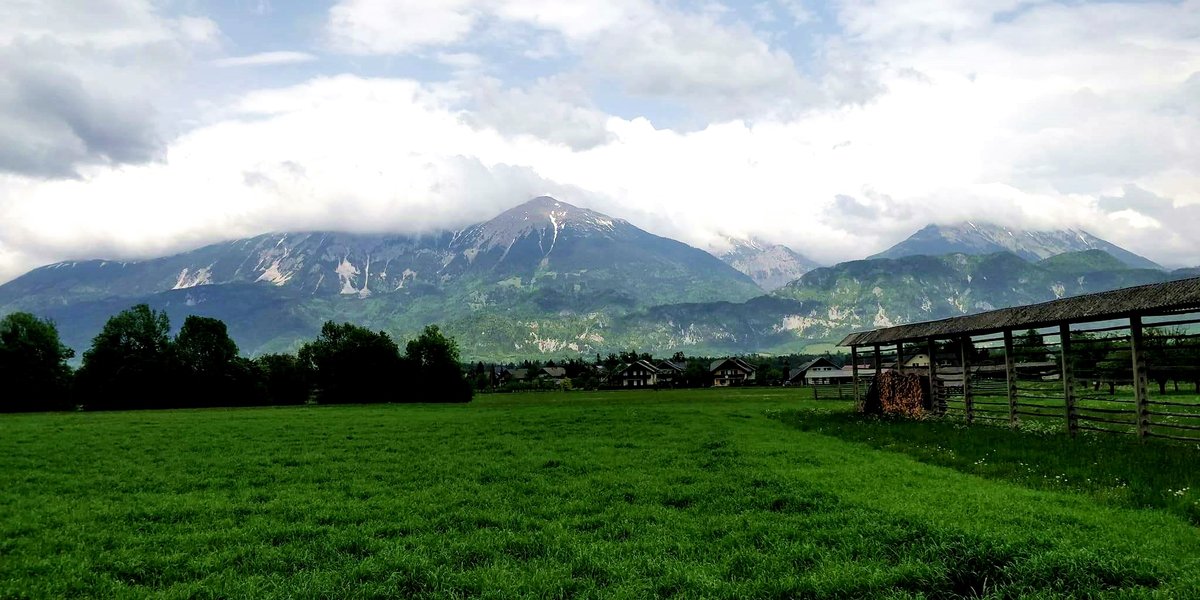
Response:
715,235,820,291
482,197,622,236
872,221,1161,270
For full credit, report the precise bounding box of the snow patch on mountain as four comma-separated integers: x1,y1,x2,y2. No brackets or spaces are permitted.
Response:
174,266,213,289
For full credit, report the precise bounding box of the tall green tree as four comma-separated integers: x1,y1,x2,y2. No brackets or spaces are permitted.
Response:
299,321,405,403
174,316,256,407
0,312,75,412
75,304,173,410
405,325,472,403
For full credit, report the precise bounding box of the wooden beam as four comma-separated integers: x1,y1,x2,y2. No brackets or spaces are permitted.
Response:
960,336,974,424
1059,323,1078,436
1130,316,1149,440
896,342,904,374
926,337,939,415
874,344,882,380
851,345,860,407
1004,329,1017,429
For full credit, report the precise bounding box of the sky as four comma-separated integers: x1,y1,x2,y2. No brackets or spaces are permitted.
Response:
0,0,1198,284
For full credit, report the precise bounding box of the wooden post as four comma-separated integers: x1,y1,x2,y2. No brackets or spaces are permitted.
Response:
1130,316,1149,440
874,345,882,379
960,336,974,424
851,346,861,407
896,343,904,374
1004,329,1018,429
1060,323,1078,436
927,337,939,414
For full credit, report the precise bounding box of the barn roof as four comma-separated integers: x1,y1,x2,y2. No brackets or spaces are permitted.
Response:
839,276,1200,347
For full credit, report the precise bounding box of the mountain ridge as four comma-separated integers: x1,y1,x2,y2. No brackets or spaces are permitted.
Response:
870,222,1162,270
0,201,1183,361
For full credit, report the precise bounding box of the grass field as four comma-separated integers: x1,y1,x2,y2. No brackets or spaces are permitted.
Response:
3,388,1200,598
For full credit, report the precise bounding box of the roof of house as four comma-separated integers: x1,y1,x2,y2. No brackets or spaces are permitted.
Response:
541,367,567,378
614,360,660,377
839,276,1200,347
508,368,530,380
710,357,756,373
657,360,686,372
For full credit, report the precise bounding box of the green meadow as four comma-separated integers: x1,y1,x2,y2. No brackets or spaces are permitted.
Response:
2,388,1199,598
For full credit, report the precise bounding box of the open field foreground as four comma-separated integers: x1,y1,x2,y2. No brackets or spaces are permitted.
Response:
3,389,1200,599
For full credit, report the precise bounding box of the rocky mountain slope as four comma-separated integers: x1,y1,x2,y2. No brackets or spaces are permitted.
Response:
715,236,820,291
870,222,1162,269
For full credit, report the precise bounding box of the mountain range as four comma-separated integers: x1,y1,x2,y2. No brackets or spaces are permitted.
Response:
870,222,1162,269
1,197,1194,360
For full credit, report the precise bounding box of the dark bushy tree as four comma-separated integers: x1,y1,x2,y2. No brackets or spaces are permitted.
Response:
174,316,259,407
0,312,75,412
255,353,312,405
299,321,405,403
76,304,173,410
405,325,472,403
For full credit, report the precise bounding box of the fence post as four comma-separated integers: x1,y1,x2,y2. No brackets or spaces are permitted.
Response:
851,346,861,407
927,337,939,414
1059,323,1078,436
1004,328,1018,429
1130,316,1149,440
960,336,974,424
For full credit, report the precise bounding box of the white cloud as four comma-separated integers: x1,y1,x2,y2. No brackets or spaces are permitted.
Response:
326,0,479,54
0,0,219,177
323,0,815,118
212,51,317,67
1,0,1199,284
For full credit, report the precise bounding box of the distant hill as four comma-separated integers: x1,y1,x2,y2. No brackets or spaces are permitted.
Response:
1036,249,1131,274
715,236,819,291
871,222,1162,270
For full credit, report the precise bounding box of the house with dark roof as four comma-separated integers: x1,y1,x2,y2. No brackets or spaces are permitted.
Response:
612,360,661,388
710,358,756,387
656,360,685,386
786,357,839,385
539,366,567,382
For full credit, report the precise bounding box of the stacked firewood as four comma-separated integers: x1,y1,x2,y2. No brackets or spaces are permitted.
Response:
860,371,930,418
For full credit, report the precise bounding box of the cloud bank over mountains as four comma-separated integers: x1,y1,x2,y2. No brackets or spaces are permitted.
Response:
0,0,1197,283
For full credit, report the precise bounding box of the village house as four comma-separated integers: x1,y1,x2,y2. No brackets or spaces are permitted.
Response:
538,366,567,383
496,367,530,385
710,358,756,387
786,357,839,385
655,360,685,386
612,360,660,388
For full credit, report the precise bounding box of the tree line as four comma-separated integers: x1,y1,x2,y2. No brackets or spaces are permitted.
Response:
1,306,472,412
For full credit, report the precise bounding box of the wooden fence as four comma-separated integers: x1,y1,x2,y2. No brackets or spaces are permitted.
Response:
854,311,1200,442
